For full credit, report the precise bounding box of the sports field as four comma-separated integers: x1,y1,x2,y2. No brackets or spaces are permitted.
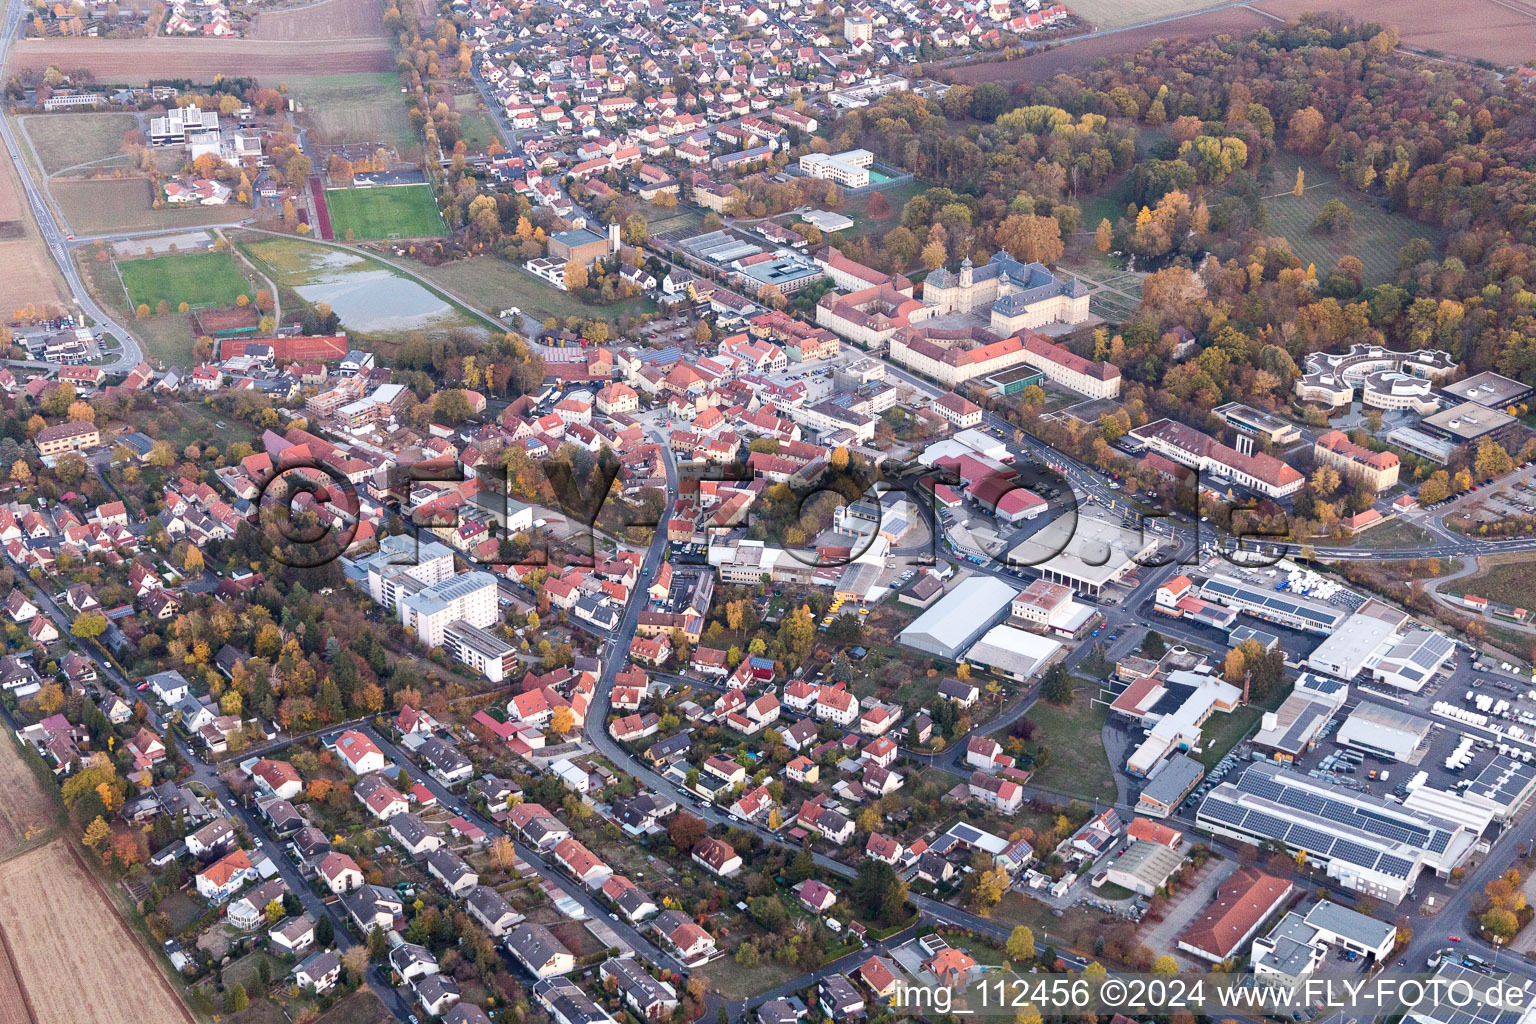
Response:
118,250,253,311
324,185,445,239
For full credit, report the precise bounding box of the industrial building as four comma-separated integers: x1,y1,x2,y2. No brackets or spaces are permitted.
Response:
897,576,1017,660
1252,902,1397,984
1176,867,1293,962
1251,673,1349,763
1335,702,1433,764
1196,763,1477,904
1100,839,1184,897
1110,669,1243,777
1463,756,1536,821
1198,575,1348,635
1305,601,1410,679
1305,601,1454,692
962,625,1062,682
1136,754,1205,819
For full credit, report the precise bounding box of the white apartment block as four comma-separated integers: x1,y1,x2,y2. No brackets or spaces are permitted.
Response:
365,535,456,608
400,572,500,648
799,149,874,188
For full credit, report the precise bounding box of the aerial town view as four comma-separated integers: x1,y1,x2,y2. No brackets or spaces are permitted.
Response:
6,0,1536,1022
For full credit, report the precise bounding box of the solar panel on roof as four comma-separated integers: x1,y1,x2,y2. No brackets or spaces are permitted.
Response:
1377,854,1415,878
952,823,983,843
1240,774,1286,802
1276,786,1328,817
1286,824,1333,852
1243,810,1290,839
1199,800,1247,828
1331,838,1379,868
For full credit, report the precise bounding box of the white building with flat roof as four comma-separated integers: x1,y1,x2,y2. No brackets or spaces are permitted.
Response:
1008,517,1155,596
962,625,1061,682
1196,763,1476,904
1335,702,1433,763
799,149,874,187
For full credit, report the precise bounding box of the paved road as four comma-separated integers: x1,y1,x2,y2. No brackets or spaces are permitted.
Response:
0,554,417,1018
0,0,142,372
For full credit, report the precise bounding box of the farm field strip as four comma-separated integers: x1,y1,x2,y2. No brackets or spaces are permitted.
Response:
949,7,1275,83
0,736,57,857
8,38,395,81
0,839,194,1024
1255,0,1536,64
250,0,384,39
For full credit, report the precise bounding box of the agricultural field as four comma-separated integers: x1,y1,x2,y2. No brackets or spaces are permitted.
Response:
20,113,138,175
1259,152,1437,287
118,250,255,311
1256,0,1536,65
950,6,1273,83
283,73,420,157
1052,0,1237,30
0,143,67,314
250,0,383,39
0,735,60,856
0,840,194,1024
324,184,445,239
7,37,394,82
410,254,656,322
0,939,32,1024
50,178,242,236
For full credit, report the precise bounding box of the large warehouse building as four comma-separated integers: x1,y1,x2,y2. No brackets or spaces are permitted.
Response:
1335,702,1433,764
1305,601,1454,692
898,576,1017,660
1196,763,1477,904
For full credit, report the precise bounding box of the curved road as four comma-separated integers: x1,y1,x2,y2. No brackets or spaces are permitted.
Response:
0,0,142,372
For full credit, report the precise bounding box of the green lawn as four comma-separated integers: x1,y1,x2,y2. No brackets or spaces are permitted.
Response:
22,112,140,175
131,315,198,368
1444,555,1536,608
1259,152,1439,287
117,250,253,311
1198,704,1262,769
409,254,655,321
1022,683,1116,801
325,185,446,239
283,73,421,158
840,178,925,242
1333,517,1435,550
455,111,500,153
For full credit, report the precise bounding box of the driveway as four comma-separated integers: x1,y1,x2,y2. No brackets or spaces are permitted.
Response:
1139,855,1238,961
